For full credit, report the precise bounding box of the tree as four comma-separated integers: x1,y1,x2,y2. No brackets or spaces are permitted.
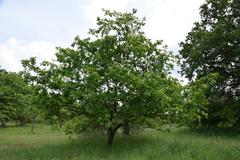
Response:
0,69,14,127
22,9,180,145
181,73,218,127
0,68,32,127
179,0,240,127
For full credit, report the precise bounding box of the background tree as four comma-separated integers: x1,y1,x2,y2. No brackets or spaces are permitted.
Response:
22,9,181,145
21,60,69,128
0,68,32,127
179,0,240,127
181,73,219,127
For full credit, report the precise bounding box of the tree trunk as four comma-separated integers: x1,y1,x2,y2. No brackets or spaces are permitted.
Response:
31,116,34,134
59,119,63,128
231,118,240,129
20,119,25,126
107,123,123,145
107,128,115,145
0,121,6,128
123,122,130,135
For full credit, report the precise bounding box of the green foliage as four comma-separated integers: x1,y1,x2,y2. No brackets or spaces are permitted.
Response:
181,73,219,126
22,9,181,144
65,116,105,136
0,68,33,127
179,0,240,127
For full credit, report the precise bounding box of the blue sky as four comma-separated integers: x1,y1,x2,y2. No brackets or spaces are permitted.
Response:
0,0,204,82
0,0,90,43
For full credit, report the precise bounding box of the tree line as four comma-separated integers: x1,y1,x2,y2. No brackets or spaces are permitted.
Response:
0,0,239,145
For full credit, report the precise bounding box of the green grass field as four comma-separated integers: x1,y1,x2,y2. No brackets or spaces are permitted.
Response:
0,124,240,160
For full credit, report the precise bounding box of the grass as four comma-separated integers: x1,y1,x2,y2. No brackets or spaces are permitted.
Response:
0,124,240,160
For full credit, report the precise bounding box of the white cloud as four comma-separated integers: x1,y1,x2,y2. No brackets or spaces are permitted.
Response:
144,0,204,49
81,0,137,25
0,37,56,72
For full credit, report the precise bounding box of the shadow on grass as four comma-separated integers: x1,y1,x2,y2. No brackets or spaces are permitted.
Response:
1,123,47,129
180,127,240,138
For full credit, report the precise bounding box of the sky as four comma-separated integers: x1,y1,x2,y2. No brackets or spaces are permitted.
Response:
0,0,205,82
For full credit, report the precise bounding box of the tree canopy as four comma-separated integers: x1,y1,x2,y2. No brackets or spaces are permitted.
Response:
179,0,240,127
22,9,183,145
0,68,32,127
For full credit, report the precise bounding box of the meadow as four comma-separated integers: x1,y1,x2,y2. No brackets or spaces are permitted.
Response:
0,124,240,160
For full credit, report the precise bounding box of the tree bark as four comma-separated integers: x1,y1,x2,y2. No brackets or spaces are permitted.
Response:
107,128,115,145
231,118,240,129
0,121,6,128
123,122,130,135
20,119,25,126
31,116,34,134
107,123,123,145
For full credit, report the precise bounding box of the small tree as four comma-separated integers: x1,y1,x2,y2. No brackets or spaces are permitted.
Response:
22,9,180,145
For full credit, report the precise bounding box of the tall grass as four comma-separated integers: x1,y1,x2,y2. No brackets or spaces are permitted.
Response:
0,124,240,160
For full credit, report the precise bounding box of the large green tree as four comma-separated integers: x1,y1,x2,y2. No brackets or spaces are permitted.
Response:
179,0,240,127
22,9,181,145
